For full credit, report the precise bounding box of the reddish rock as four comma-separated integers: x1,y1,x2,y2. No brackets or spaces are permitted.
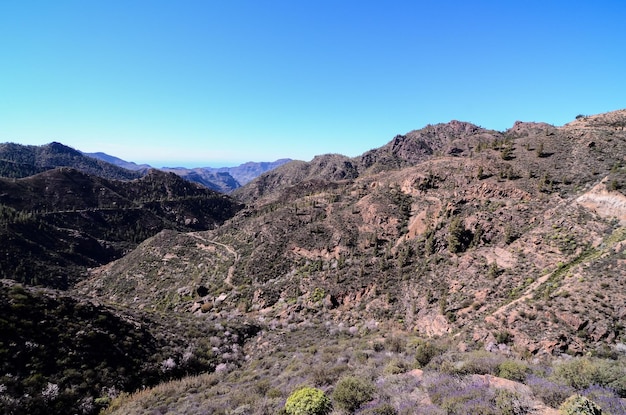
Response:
558,312,587,331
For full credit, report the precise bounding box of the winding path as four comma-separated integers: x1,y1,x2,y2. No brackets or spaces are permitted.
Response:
187,232,239,288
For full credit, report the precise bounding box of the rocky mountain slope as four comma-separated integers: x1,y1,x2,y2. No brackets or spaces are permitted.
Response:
74,110,626,414
3,110,626,415
0,279,259,415
81,111,626,353
0,168,243,288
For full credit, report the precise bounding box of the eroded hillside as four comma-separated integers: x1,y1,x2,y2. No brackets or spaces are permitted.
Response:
5,110,626,415
79,111,626,357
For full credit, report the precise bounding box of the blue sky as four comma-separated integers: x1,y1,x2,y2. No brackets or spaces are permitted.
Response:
1,1,625,167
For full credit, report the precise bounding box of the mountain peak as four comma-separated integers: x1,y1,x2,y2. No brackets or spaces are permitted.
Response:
46,141,82,156
0,142,142,180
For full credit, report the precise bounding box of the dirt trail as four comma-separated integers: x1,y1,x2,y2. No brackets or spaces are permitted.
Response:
492,181,626,318
492,224,626,318
491,269,554,318
188,232,238,287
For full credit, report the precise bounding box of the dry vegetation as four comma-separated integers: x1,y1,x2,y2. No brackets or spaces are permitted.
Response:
101,325,626,414
2,110,626,414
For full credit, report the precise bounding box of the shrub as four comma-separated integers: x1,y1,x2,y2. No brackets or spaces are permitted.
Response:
527,375,574,408
360,403,398,415
494,330,513,345
383,358,409,375
254,379,271,396
384,336,406,353
553,357,626,397
558,394,602,415
494,389,529,415
312,364,348,386
498,360,529,382
456,351,503,376
332,376,376,413
414,341,444,368
285,387,332,415
267,388,283,399
581,385,626,415
425,373,502,414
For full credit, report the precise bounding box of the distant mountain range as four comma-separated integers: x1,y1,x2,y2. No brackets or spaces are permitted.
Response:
160,159,292,193
0,141,291,193
85,152,291,193
82,151,152,171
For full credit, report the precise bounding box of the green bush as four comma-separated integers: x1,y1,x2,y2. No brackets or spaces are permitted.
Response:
383,358,409,375
558,394,602,414
494,389,528,415
455,351,503,376
267,388,283,399
498,360,529,382
285,387,332,415
312,364,349,386
384,336,406,353
553,357,626,397
414,341,444,368
332,376,376,413
494,330,513,345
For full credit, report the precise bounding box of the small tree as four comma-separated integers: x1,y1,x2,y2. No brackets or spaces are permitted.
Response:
447,216,465,253
447,216,475,254
501,144,514,160
415,340,443,368
536,142,545,157
477,165,484,180
285,387,332,415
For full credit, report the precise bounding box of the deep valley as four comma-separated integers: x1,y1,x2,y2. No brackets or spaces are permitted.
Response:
1,111,626,415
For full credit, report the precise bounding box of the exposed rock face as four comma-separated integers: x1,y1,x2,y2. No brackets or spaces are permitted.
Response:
577,177,626,224
414,311,452,337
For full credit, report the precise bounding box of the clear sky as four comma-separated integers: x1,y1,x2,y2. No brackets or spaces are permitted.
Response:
1,1,625,168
